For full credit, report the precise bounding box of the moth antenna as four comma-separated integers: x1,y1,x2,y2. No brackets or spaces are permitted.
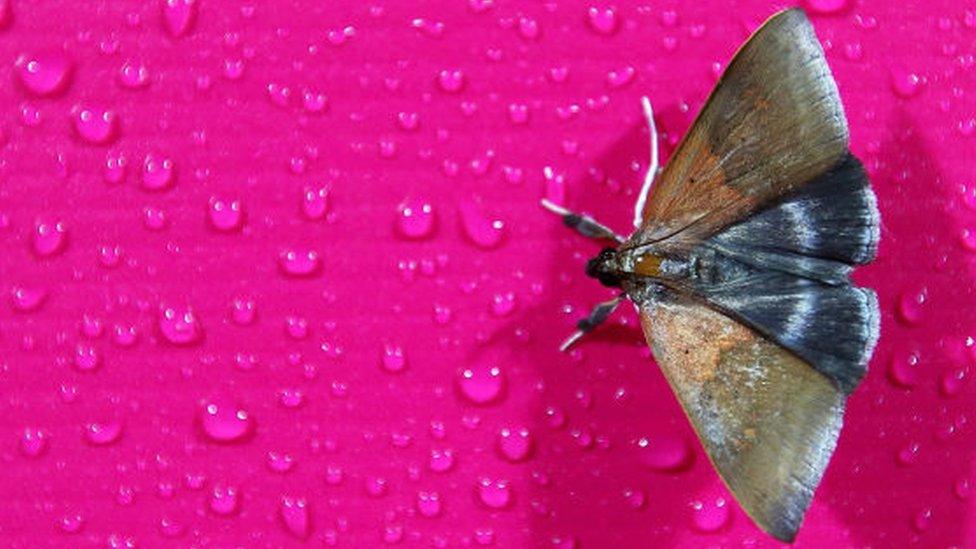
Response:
540,199,624,243
558,294,625,352
633,96,660,229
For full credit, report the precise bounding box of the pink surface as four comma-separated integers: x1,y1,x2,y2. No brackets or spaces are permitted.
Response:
0,1,973,547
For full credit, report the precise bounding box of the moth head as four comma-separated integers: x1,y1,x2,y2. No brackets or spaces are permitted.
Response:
585,248,622,288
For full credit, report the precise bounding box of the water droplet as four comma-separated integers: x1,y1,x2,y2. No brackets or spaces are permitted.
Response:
11,286,47,312
302,89,328,113
71,105,118,144
15,52,72,96
32,219,67,256
381,344,407,373
158,305,202,345
489,292,516,317
606,66,636,88
301,185,330,220
20,427,48,457
118,61,150,89
74,343,101,371
58,514,84,534
141,154,175,191
457,364,505,404
913,508,933,532
518,16,539,40
365,476,388,497
84,420,123,445
267,451,296,473
497,427,533,461
623,487,647,509
803,0,849,15
890,66,924,99
897,288,927,325
476,478,512,509
208,485,239,515
396,111,419,131
634,434,692,471
587,6,619,35
279,497,310,539
508,103,529,124
278,249,322,277
940,367,968,397
458,198,504,248
416,491,442,517
104,154,127,184
207,197,244,231
437,69,465,93
897,441,921,466
161,0,197,37
230,297,257,325
690,495,730,533
199,396,253,442
429,448,455,472
396,198,436,239
888,350,921,388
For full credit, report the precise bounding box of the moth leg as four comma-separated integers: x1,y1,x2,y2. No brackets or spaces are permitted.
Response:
540,199,625,243
559,294,625,352
632,96,660,229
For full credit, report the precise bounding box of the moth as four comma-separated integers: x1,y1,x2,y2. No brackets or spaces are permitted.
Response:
543,8,880,542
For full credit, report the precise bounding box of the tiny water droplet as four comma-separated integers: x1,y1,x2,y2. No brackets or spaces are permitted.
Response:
635,435,692,471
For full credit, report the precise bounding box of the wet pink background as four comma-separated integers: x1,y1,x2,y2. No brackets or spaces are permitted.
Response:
0,0,973,547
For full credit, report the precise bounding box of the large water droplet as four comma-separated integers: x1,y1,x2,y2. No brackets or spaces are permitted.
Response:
15,52,72,96
635,435,692,471
199,396,253,442
803,0,849,15
458,198,504,248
